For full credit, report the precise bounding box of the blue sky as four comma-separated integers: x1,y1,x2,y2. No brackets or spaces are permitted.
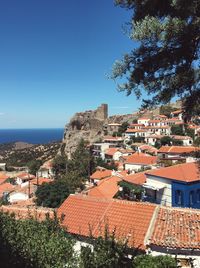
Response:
0,0,140,128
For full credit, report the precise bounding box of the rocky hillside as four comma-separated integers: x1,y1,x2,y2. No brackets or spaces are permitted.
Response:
61,101,183,157
0,141,61,167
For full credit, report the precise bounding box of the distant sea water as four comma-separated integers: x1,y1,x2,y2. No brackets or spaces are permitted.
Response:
0,128,64,144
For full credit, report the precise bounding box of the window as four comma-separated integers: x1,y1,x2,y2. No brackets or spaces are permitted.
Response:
175,190,183,206
197,190,200,203
189,191,195,206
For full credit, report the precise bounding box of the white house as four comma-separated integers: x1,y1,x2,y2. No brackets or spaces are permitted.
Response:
124,152,157,172
137,118,150,126
8,192,29,203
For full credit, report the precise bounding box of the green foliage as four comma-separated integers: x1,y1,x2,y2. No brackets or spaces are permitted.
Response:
159,105,177,118
95,158,118,170
36,139,95,208
52,155,68,175
35,179,72,208
0,212,75,268
171,125,184,136
133,254,177,268
0,211,177,268
160,136,172,146
118,122,129,135
130,136,145,143
67,139,95,178
80,228,133,268
27,159,42,175
194,137,200,147
172,139,183,146
117,181,144,200
113,0,200,117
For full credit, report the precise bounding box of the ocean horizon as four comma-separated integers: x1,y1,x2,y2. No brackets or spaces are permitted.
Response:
0,128,64,144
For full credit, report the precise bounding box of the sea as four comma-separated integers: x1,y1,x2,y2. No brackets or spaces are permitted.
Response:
0,128,64,144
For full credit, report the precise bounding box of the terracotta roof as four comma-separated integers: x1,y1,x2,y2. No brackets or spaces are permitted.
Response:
57,195,156,250
105,148,119,156
103,136,124,141
171,110,182,114
144,126,170,129
148,120,161,123
0,183,14,196
170,135,192,141
129,123,144,127
87,176,121,198
1,205,55,220
158,146,199,154
17,173,35,180
146,162,200,183
125,153,157,165
90,169,112,180
151,207,200,249
123,172,146,185
139,145,158,154
125,129,147,133
30,177,54,185
0,173,9,184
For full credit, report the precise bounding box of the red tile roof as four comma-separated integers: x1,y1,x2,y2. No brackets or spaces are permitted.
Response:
105,148,119,156
146,162,200,183
57,195,156,250
30,177,53,186
90,169,112,180
1,205,55,220
0,183,14,196
158,146,199,154
125,153,157,165
125,129,147,133
87,176,121,199
151,207,200,249
123,172,146,185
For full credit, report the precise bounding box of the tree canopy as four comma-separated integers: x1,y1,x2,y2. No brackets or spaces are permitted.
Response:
112,0,200,117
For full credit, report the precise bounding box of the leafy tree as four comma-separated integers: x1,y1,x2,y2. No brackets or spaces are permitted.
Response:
0,212,75,268
27,159,42,175
80,228,133,268
95,158,118,170
160,105,177,118
133,254,177,268
160,136,172,146
172,139,183,146
118,122,129,135
52,155,68,176
194,137,200,147
171,125,184,136
35,180,71,208
112,1,200,118
67,139,95,178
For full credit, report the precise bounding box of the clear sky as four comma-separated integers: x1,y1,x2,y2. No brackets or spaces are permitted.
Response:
0,0,140,128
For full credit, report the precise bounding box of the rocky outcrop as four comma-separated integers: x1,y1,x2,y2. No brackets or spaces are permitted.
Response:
62,104,108,158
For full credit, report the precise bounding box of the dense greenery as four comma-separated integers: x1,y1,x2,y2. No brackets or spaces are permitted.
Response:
171,125,184,136
35,179,72,208
117,181,144,201
0,212,75,268
27,159,42,175
0,211,177,268
159,105,177,117
36,139,95,208
95,158,118,170
112,0,200,117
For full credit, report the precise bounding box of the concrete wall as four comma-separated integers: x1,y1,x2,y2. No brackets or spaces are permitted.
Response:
145,175,172,206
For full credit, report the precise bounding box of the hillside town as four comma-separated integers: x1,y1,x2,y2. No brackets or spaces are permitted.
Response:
0,104,200,267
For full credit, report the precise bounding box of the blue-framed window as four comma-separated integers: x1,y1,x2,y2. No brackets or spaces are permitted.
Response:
189,191,195,206
197,190,200,203
175,190,183,206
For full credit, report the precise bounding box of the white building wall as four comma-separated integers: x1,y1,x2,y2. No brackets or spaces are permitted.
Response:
145,175,172,206
8,192,29,203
